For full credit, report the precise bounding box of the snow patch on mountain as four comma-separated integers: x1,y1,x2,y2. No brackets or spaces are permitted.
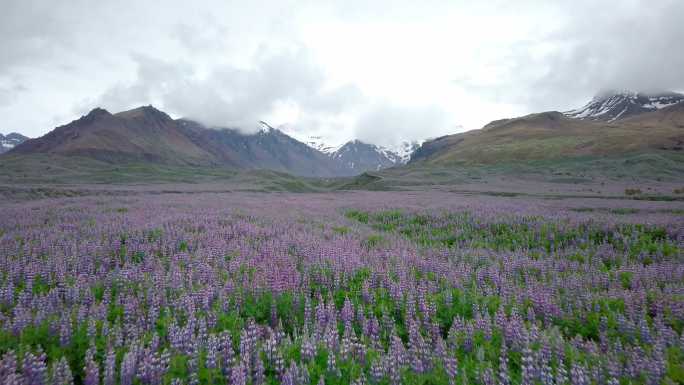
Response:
275,122,424,172
384,140,423,164
565,91,684,122
0,132,29,153
330,139,423,167
258,120,278,134
303,136,342,155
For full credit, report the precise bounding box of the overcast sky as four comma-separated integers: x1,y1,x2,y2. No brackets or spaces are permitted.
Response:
1,0,683,147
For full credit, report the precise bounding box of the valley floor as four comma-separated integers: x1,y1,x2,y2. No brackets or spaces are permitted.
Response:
0,189,682,384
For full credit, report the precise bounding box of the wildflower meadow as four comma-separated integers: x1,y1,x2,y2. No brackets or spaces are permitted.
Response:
0,191,682,384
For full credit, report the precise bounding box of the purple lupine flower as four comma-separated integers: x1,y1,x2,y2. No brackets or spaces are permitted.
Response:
50,357,73,385
327,350,338,376
444,356,458,385
521,340,536,385
498,341,510,385
22,349,47,385
197,316,208,348
385,354,401,385
389,331,407,368
186,346,199,380
638,318,652,345
647,342,666,384
302,336,315,362
447,317,461,348
138,348,169,385
480,366,495,385
120,347,138,385
368,315,381,349
304,296,313,329
254,355,266,385
206,334,219,369
59,314,72,347
274,350,286,379
371,356,385,383
239,319,259,376
407,319,427,373
282,361,299,385
570,362,588,385
230,360,247,385
103,349,116,385
149,332,160,352
187,372,199,385
434,336,447,365
462,323,474,353
0,351,19,380
87,318,97,340
264,331,278,364
324,324,338,356
604,352,622,380
526,306,536,324
353,340,367,367
540,360,553,385
300,362,310,384
341,331,353,361
220,330,235,378
83,346,100,385
341,296,354,331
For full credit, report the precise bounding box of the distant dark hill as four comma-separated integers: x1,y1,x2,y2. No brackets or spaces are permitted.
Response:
411,103,684,165
176,120,344,177
7,106,372,177
0,132,29,153
330,140,398,174
11,106,213,165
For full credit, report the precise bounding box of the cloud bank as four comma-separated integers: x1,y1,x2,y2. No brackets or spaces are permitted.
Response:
95,49,365,132
1,0,682,146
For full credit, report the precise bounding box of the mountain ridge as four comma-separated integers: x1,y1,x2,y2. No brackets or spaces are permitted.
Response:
282,131,422,166
7,90,683,181
564,90,684,121
11,106,213,165
6,106,416,177
0,132,29,153
410,100,684,165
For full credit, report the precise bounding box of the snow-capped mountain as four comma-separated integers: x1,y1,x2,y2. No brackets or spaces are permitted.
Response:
326,139,423,174
384,140,422,164
302,136,340,155
279,124,423,172
0,132,29,153
327,139,422,171
329,140,398,173
565,91,684,122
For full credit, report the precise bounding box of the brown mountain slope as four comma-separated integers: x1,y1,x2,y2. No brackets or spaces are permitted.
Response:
411,103,684,165
11,106,215,165
175,119,346,176
7,106,347,177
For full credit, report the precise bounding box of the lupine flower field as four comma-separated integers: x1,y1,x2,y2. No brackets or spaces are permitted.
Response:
0,191,682,385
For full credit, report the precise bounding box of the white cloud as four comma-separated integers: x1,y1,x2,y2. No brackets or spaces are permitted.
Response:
93,48,364,134
354,102,456,147
1,0,683,140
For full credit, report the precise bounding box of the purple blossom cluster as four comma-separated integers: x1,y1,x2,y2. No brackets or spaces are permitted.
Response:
0,191,682,384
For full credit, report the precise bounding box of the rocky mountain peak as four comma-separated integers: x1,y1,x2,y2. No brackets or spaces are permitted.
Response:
565,90,684,121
